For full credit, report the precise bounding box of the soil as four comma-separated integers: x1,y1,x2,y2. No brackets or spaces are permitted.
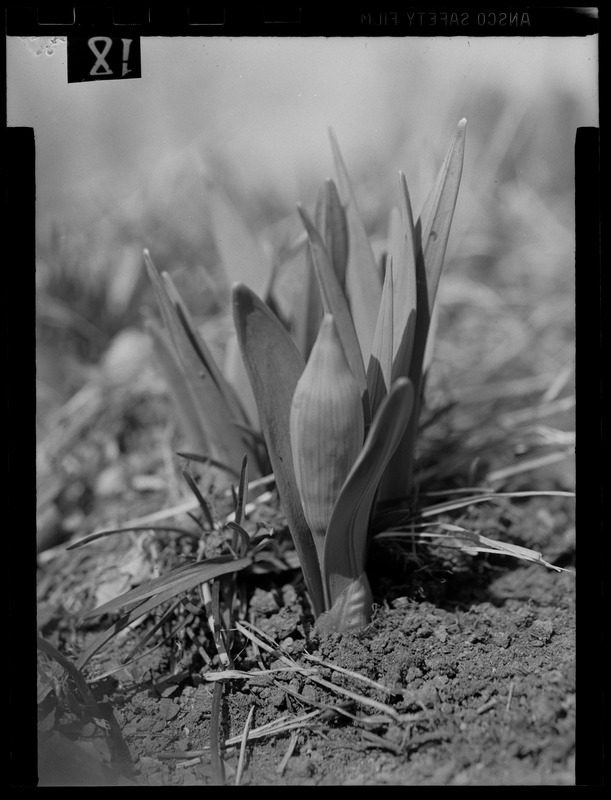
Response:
35,431,577,786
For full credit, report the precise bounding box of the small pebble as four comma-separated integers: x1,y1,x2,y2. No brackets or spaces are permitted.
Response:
492,630,511,648
531,619,554,642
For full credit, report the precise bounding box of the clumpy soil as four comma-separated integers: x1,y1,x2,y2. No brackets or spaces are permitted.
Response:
36,491,576,786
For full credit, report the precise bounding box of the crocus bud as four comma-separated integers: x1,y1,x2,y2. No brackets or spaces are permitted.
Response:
289,315,364,561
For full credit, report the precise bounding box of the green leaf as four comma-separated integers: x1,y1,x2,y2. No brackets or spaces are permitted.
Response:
367,257,394,417
418,118,467,323
77,596,154,669
223,331,260,430
66,525,200,550
315,178,349,291
144,252,257,477
390,120,467,499
323,377,415,611
288,238,325,361
182,468,216,529
234,455,249,528
146,318,209,455
161,270,250,427
375,175,420,504
290,315,364,562
84,556,252,619
390,174,418,382
297,204,371,426
232,282,325,617
329,129,382,367
76,556,253,669
144,249,184,345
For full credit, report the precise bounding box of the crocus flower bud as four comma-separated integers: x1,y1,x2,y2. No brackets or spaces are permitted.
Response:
290,315,364,561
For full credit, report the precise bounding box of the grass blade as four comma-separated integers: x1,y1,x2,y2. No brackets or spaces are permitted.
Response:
84,556,252,619
234,455,249,527
66,525,201,550
146,318,209,455
418,118,467,317
144,252,257,477
390,120,467,498
210,681,226,784
182,468,216,530
232,282,325,617
162,271,250,428
413,119,468,381
322,378,415,624
121,598,184,663
329,128,382,366
176,451,243,479
76,594,172,670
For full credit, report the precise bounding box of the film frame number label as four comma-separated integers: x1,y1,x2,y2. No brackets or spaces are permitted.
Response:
67,36,141,83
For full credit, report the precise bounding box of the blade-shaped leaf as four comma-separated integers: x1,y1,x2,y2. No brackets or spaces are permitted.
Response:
315,178,348,291
84,556,252,619
232,282,325,617
297,204,370,426
162,271,250,428
144,249,184,346
367,257,394,417
390,174,418,381
329,129,382,366
77,596,153,669
144,252,256,477
418,118,467,320
146,318,209,455
223,331,260,430
375,176,420,503
76,556,253,670
323,377,415,609
302,244,325,360
389,120,467,499
290,315,364,562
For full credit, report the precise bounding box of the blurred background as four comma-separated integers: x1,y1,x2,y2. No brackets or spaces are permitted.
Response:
7,34,597,537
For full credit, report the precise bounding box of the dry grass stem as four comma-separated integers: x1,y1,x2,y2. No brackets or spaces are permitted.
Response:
235,704,256,785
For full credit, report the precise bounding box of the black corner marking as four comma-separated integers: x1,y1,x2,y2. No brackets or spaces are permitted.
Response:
574,126,602,788
187,7,226,26
263,6,302,24
36,7,75,25
111,8,151,26
67,36,142,83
